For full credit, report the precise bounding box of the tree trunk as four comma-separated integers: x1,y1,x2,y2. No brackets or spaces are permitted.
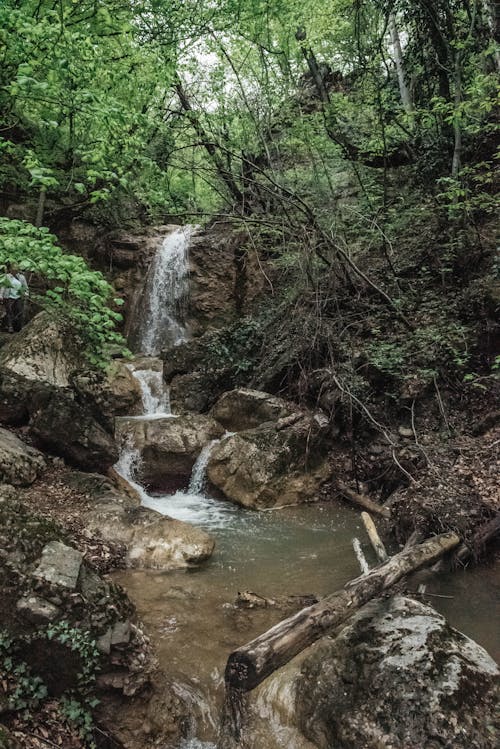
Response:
336,480,390,518
389,14,414,118
451,50,463,178
35,186,47,228
225,531,460,692
361,511,389,562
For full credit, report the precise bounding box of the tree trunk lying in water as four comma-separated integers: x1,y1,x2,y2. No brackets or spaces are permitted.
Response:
225,531,460,692
336,480,391,518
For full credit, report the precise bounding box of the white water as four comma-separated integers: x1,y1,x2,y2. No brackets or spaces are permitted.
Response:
188,440,219,495
131,366,171,416
134,225,194,355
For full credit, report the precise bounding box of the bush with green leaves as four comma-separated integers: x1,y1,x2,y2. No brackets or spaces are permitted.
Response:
0,621,100,745
0,217,127,366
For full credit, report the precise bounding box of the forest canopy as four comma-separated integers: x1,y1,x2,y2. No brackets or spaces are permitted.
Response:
0,0,498,363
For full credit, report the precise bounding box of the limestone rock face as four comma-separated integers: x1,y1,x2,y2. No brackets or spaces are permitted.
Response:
116,414,224,489
0,312,83,387
30,389,119,472
207,412,330,509
210,388,297,431
296,596,499,749
84,487,215,569
0,427,45,485
186,223,267,334
70,359,142,423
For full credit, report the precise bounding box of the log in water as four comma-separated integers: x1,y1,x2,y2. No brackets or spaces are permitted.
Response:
225,531,460,692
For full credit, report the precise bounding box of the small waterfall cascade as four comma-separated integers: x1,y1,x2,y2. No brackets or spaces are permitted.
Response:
188,440,219,495
128,361,171,416
133,225,194,355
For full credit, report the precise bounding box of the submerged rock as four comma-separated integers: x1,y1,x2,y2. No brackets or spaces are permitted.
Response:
296,595,499,749
207,412,330,509
0,427,45,486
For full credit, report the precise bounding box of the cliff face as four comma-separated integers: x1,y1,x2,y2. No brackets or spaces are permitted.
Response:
58,219,269,343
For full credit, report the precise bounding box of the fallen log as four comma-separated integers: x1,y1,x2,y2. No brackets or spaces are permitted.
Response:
336,481,390,518
361,511,388,562
225,531,460,692
455,513,500,563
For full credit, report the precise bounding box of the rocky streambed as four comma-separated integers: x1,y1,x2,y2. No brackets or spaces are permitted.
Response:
0,239,498,748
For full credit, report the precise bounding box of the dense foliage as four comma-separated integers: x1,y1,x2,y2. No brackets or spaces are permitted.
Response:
0,218,125,364
0,0,498,368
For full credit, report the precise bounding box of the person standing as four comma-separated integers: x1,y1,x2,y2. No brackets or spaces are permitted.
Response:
1,263,29,332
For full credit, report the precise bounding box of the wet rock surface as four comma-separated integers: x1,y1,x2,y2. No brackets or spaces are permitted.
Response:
207,411,330,509
116,413,224,488
296,595,499,749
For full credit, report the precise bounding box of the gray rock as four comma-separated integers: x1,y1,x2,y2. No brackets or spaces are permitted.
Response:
16,594,60,623
116,413,224,489
111,620,131,646
296,596,499,749
210,388,298,431
30,389,119,472
34,541,83,589
207,412,330,509
97,628,113,655
0,312,83,388
0,427,45,486
398,425,414,438
84,494,215,570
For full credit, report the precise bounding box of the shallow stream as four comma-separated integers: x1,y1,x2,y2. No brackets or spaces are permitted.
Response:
113,489,500,748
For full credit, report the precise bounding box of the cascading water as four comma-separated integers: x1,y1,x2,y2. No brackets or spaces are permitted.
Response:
132,225,194,355
128,363,171,416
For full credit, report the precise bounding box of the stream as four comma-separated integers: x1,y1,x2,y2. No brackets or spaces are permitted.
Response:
114,226,500,748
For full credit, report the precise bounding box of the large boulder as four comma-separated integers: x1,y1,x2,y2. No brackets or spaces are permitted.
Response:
0,428,45,486
83,481,215,569
207,412,330,509
0,312,83,387
210,388,297,431
30,389,119,472
169,370,232,414
116,414,224,490
0,313,136,471
70,359,142,423
296,596,499,749
0,312,141,422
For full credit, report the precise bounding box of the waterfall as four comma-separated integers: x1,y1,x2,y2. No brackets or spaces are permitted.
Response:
131,366,171,416
188,440,219,495
113,436,150,504
133,225,194,355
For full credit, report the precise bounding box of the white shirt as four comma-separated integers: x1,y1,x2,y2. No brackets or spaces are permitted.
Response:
1,273,29,300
